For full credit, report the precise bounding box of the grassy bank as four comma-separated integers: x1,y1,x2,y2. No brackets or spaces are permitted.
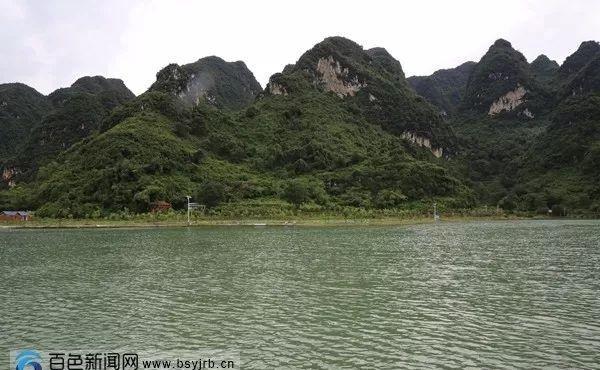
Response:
0,212,585,229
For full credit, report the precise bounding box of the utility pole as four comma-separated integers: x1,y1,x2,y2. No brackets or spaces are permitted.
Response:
186,195,191,226
433,202,440,222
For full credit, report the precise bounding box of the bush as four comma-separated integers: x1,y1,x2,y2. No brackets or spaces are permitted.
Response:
374,190,408,209
339,188,372,208
282,179,311,206
282,178,327,206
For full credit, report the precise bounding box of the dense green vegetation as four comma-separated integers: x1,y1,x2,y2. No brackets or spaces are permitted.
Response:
0,76,135,186
269,37,455,150
462,39,551,116
513,94,600,212
407,62,476,115
1,37,600,218
530,55,559,87
556,41,600,83
450,116,547,205
0,83,50,159
440,40,600,215
2,84,472,218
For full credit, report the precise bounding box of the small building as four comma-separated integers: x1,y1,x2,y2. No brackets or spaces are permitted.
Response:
0,211,31,221
150,201,172,213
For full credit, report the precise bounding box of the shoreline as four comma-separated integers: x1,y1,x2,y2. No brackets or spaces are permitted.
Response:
1,215,592,230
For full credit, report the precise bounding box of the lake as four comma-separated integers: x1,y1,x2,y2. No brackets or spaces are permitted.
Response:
1,220,599,368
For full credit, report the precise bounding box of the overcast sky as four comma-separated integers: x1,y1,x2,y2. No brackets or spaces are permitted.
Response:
1,0,599,95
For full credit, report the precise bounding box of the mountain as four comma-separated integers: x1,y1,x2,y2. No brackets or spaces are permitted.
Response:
502,93,600,212
495,42,600,213
11,38,473,217
446,40,552,206
0,83,51,187
4,76,135,185
530,54,559,86
266,36,454,156
556,41,600,83
463,39,549,119
2,36,600,217
555,41,600,98
68,76,135,98
450,39,600,213
150,56,262,110
0,83,50,158
407,61,476,115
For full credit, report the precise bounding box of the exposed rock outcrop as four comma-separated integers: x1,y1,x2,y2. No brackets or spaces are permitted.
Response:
402,132,443,158
265,36,456,153
268,82,288,96
522,108,535,119
463,39,548,116
2,167,19,187
488,85,527,115
315,56,366,97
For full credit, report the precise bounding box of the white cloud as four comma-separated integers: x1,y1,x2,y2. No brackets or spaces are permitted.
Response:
0,0,26,19
1,0,600,95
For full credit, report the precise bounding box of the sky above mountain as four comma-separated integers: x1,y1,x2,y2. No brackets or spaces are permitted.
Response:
1,0,599,95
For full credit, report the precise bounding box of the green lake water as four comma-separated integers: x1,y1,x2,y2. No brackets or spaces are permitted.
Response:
1,220,599,368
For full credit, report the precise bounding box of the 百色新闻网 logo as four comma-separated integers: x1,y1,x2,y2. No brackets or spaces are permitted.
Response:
15,349,42,370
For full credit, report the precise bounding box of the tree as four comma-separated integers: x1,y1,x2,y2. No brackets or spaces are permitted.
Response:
374,189,408,209
282,179,311,206
199,181,226,208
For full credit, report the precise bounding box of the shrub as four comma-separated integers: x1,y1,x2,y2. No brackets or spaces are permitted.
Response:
282,179,311,206
374,190,408,209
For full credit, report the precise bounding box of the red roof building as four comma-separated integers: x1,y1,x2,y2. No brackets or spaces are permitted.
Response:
0,211,31,221
150,201,172,213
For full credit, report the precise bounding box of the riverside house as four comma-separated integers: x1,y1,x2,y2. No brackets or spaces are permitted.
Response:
0,211,31,221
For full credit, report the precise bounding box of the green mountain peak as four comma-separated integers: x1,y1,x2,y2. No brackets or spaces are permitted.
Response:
267,36,453,154
150,56,262,110
463,39,548,118
556,40,600,97
530,54,559,86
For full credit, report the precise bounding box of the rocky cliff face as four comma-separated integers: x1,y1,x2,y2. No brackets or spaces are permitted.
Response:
488,85,528,116
401,132,443,158
314,55,367,97
150,56,262,110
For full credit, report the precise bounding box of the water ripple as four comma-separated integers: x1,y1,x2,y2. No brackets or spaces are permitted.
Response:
1,220,599,368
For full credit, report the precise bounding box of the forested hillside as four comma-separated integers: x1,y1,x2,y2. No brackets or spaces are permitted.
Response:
1,37,599,217
422,40,600,215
